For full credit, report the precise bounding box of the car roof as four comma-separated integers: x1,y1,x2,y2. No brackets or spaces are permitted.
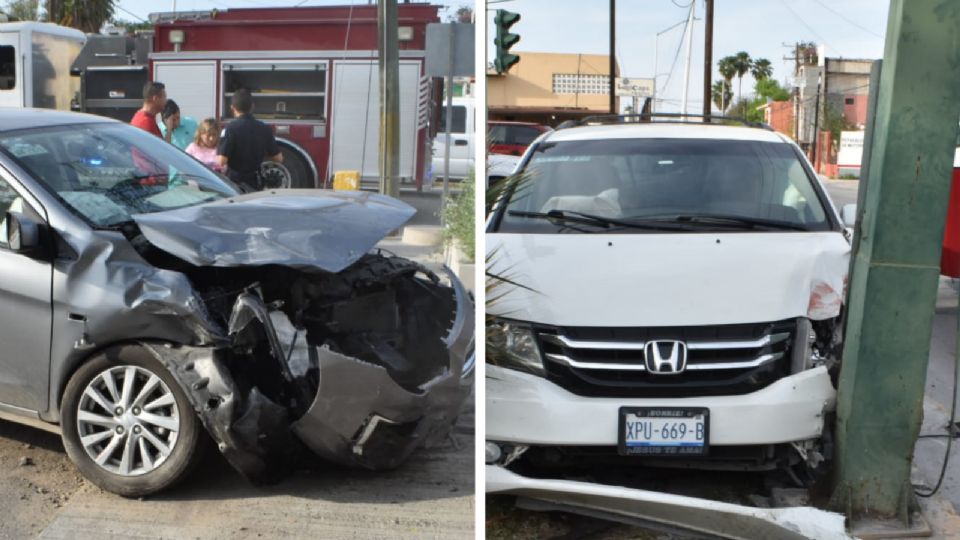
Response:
0,108,119,133
545,122,788,144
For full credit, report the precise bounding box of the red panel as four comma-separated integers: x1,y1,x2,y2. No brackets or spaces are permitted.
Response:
942,168,960,277
154,5,439,53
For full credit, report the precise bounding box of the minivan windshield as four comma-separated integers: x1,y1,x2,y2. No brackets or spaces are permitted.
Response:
0,122,238,229
494,137,832,233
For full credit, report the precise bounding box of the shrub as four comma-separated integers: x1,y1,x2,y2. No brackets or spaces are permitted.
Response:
442,171,474,262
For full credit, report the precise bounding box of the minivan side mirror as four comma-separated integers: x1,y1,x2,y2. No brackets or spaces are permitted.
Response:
841,204,857,228
5,211,41,254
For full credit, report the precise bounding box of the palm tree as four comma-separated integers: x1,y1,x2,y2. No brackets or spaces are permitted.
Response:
732,51,751,107
45,0,114,33
3,0,39,21
718,56,737,113
712,80,732,113
751,58,773,82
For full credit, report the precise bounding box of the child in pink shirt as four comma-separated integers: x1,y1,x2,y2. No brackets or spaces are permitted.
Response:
186,118,226,173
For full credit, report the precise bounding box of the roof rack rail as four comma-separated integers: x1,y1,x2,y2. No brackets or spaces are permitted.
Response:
555,113,773,131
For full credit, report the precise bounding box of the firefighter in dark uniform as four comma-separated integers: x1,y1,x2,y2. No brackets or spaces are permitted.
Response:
216,88,283,191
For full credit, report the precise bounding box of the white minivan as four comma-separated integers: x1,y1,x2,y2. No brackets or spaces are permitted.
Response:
431,96,474,181
486,117,852,492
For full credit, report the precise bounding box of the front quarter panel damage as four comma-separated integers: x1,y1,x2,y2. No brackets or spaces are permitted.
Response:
47,189,471,480
140,261,473,480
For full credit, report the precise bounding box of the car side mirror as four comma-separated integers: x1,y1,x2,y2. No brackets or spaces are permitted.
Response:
841,204,857,228
6,211,41,254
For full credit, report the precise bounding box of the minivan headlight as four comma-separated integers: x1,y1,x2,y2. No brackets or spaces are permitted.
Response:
486,319,544,376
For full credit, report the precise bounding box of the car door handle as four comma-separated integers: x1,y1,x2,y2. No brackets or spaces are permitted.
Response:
454,139,468,146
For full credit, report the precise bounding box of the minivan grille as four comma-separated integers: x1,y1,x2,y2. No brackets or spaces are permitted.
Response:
537,319,797,397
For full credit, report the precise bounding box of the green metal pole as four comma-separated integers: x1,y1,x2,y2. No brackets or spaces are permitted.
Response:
378,0,400,198
831,0,960,522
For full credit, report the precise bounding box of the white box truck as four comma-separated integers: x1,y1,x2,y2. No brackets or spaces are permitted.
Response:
0,22,85,110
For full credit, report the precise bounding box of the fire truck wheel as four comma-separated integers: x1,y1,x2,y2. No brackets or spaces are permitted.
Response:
279,146,313,188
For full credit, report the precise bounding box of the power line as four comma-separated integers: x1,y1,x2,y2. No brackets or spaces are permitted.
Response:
114,4,148,22
809,0,884,40
659,3,693,96
777,0,841,57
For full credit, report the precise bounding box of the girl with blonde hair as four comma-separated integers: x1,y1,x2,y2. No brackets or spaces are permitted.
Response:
186,118,225,173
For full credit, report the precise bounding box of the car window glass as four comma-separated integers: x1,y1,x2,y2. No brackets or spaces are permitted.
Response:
498,137,832,233
0,123,238,229
489,125,507,145
439,105,467,134
510,126,543,146
0,45,14,90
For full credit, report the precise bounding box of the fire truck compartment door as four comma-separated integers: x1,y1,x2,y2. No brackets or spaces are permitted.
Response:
0,32,24,107
153,61,217,121
330,60,419,180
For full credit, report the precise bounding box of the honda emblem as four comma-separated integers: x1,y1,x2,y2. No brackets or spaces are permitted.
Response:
644,340,688,374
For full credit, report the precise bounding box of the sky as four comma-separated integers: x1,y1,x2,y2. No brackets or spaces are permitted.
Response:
485,0,890,113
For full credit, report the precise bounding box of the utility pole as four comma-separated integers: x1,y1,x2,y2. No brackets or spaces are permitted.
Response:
831,0,960,530
702,0,713,120
679,1,695,116
793,43,799,142
811,72,821,170
609,0,616,114
783,41,801,141
441,24,455,218
377,0,400,198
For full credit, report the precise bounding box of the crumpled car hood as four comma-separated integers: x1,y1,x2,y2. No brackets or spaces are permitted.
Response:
487,231,851,327
133,189,415,273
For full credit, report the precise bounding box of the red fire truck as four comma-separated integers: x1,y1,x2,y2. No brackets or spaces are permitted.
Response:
147,4,440,189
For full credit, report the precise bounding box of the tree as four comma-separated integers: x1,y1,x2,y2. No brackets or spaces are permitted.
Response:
727,97,751,121
731,51,751,106
822,102,855,144
449,5,472,23
712,80,732,113
109,18,152,34
734,79,791,123
755,78,790,101
2,0,38,20
718,56,737,113
45,0,114,33
750,58,772,82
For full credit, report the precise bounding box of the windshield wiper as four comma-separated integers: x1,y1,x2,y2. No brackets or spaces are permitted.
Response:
508,210,694,231
645,213,811,231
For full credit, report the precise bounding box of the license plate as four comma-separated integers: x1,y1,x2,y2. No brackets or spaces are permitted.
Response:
618,407,709,456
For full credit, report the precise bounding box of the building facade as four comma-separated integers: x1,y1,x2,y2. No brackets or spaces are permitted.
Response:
487,51,619,126
796,47,873,147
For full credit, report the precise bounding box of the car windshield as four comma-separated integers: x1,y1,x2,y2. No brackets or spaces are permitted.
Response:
495,137,832,233
0,122,238,229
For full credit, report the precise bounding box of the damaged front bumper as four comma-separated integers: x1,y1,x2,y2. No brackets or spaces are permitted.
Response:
486,365,836,447
291,267,474,469
144,265,474,481
487,466,853,540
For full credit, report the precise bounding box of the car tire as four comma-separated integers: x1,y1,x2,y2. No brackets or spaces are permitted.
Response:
278,145,314,188
60,345,205,498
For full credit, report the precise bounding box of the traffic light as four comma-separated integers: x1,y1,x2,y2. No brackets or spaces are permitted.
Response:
494,9,521,74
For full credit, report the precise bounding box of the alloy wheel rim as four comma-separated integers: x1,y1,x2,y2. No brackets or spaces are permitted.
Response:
76,365,180,477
